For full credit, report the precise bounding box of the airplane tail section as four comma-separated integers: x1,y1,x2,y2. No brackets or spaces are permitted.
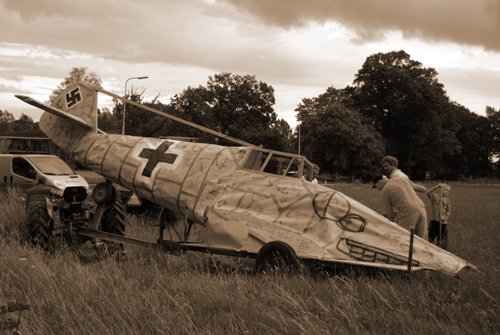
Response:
16,82,99,153
50,82,97,129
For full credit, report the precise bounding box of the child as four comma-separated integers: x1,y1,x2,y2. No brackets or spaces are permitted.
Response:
427,182,451,249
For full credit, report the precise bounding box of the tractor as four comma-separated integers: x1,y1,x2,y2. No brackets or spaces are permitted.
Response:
12,155,126,251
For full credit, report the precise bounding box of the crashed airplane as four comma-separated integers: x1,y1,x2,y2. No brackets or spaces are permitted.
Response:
16,82,475,276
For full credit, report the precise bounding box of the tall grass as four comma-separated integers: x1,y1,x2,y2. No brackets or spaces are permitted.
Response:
0,187,27,243
0,184,498,334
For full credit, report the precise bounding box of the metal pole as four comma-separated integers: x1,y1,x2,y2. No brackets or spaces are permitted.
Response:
407,228,414,274
122,76,148,135
439,184,443,248
298,113,301,155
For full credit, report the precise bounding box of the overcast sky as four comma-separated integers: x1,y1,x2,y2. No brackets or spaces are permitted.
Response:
1,0,499,128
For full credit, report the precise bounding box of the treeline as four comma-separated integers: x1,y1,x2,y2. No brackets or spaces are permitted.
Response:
100,51,498,180
5,50,499,180
0,111,36,133
296,51,499,180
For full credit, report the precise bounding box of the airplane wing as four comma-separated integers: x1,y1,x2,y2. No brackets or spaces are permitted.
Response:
15,95,93,130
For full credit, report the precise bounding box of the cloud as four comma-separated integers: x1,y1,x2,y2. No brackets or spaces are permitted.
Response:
0,1,270,65
0,0,369,91
222,0,500,51
0,0,498,127
439,67,500,113
0,0,319,84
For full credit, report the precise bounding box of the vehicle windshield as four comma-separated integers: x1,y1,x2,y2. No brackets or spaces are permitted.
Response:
28,156,74,175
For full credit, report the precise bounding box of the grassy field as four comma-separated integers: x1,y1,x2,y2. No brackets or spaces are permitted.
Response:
0,183,498,334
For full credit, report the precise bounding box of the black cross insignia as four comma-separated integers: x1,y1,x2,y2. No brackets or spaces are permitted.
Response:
65,88,82,108
139,141,178,177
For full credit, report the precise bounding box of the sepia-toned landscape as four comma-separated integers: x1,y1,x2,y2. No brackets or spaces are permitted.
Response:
1,182,498,335
1,1,499,334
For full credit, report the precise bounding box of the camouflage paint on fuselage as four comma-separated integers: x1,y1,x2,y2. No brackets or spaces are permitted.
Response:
19,82,474,276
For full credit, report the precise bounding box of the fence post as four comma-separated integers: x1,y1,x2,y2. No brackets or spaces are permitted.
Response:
407,228,415,274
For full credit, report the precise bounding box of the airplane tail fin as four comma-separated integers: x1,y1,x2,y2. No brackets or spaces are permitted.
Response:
17,82,99,153
49,82,98,129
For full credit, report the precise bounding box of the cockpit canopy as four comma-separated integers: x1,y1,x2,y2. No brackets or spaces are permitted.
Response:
242,147,319,181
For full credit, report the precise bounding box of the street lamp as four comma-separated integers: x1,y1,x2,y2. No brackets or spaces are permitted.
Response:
297,112,301,155
122,76,148,135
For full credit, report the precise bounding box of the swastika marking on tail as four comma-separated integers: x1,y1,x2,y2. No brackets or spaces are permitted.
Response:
65,88,82,108
139,141,178,177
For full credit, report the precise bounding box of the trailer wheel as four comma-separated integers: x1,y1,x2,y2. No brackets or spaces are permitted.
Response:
255,241,299,274
26,201,53,249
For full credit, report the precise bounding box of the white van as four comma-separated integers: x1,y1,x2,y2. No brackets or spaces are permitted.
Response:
0,154,89,192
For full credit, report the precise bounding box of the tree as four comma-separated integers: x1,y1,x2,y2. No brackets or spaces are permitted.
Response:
297,93,384,179
352,50,460,178
442,105,492,178
13,113,35,131
118,90,176,137
167,85,217,142
486,106,500,178
0,110,15,132
98,107,121,133
296,87,353,118
169,73,290,150
271,118,293,152
49,67,102,104
206,73,276,138
486,106,500,158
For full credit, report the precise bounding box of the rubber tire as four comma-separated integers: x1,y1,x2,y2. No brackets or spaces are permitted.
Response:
27,200,53,250
255,241,299,274
92,182,117,206
100,199,126,236
98,199,126,254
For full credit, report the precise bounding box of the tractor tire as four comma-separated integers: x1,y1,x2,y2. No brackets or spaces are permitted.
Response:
98,199,126,255
100,199,126,236
255,241,300,274
92,182,118,206
26,201,53,250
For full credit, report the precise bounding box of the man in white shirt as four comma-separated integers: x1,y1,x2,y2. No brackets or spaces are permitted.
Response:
382,156,427,193
373,175,428,238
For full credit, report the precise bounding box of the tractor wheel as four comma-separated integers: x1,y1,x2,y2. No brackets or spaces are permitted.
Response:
98,199,126,254
92,182,117,206
255,241,300,274
100,199,126,235
26,201,53,250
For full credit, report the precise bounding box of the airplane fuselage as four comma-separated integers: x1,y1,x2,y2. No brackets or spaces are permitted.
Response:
15,82,474,276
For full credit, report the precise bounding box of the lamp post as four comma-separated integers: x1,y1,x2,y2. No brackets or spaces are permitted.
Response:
297,112,301,156
122,76,148,135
